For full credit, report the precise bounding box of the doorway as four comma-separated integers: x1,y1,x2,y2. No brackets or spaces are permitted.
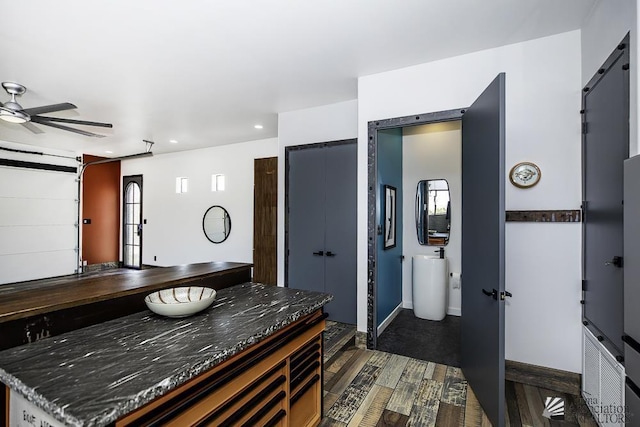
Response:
581,34,629,361
367,109,465,347
122,175,143,269
367,74,507,426
253,157,277,285
81,155,120,268
286,139,357,324
375,121,462,368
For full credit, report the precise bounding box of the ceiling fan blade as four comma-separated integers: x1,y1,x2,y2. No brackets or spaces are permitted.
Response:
33,116,113,128
22,102,77,116
31,117,105,138
20,122,44,134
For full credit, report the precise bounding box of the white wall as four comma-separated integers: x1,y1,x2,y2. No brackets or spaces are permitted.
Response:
581,0,637,155
359,31,583,372
277,100,358,286
402,122,462,316
0,140,79,284
121,138,277,266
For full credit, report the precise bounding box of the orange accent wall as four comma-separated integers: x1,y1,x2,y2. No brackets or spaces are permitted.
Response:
82,155,121,265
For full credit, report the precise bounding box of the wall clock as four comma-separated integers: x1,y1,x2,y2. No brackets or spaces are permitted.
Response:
509,162,541,188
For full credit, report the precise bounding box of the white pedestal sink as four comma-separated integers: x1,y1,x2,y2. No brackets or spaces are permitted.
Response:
412,255,448,321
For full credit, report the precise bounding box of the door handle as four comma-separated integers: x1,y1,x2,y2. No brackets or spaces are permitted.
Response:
137,224,142,236
312,251,324,256
482,288,498,300
500,290,513,300
604,256,623,268
326,251,336,257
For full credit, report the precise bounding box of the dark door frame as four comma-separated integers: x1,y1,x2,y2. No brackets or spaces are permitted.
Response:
581,33,630,359
367,108,465,348
122,174,143,269
284,138,357,288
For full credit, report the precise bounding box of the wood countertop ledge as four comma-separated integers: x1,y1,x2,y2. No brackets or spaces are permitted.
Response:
0,282,332,427
0,262,252,323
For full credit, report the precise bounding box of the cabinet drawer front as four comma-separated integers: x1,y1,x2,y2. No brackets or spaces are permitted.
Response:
290,336,322,396
290,375,321,427
190,364,287,427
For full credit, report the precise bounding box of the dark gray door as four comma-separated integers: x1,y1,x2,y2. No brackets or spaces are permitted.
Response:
287,141,357,324
287,146,326,294
324,143,357,324
624,155,640,408
625,155,640,345
583,41,629,356
461,73,506,427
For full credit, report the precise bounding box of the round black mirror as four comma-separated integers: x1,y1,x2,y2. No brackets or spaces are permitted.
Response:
203,205,231,243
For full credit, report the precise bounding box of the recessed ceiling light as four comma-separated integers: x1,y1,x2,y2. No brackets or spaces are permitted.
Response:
169,139,178,144
105,150,113,154
254,125,263,129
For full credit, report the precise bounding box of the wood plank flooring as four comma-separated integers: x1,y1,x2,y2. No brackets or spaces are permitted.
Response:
322,321,597,427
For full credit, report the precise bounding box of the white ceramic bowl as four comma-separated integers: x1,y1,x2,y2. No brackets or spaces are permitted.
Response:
145,287,217,318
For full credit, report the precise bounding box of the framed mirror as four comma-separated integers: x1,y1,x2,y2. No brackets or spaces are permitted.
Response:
203,205,231,243
416,179,450,246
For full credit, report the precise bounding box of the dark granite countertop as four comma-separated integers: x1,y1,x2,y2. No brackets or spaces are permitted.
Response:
0,282,332,427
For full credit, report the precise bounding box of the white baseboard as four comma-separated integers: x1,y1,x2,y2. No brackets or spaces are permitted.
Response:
402,301,413,310
377,303,403,336
447,307,461,316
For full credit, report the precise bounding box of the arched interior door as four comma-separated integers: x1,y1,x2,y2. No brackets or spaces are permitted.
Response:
122,175,143,269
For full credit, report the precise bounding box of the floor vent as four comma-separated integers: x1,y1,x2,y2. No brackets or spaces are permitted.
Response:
582,327,625,426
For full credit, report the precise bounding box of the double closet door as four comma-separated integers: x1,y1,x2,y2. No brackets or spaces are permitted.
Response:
287,140,357,324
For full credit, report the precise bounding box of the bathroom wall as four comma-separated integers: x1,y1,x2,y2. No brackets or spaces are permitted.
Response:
358,30,583,373
376,128,403,327
121,137,277,266
402,122,462,316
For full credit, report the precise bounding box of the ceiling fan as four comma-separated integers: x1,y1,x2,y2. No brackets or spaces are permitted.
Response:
0,82,112,138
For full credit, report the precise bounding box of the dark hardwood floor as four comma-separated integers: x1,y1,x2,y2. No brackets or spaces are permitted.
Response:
322,321,597,427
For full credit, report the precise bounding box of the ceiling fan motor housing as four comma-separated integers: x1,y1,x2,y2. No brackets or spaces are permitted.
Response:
2,82,27,97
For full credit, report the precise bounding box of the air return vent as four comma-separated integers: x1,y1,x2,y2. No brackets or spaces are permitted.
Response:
582,327,625,426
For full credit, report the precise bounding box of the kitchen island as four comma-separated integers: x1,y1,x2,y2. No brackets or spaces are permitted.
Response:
0,262,253,351
0,282,332,426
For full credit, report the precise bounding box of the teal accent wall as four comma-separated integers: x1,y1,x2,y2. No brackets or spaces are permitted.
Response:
376,128,403,327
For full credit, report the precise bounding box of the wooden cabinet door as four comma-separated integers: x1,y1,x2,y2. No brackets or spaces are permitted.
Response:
254,157,278,285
